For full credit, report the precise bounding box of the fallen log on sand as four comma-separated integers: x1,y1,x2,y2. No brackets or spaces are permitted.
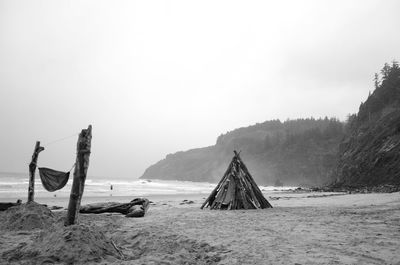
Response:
0,199,22,211
80,198,150,217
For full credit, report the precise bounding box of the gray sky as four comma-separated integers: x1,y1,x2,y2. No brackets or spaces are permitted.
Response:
1,0,399,178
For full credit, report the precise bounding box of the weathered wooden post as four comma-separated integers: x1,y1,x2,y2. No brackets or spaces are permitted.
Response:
28,141,45,202
65,125,92,226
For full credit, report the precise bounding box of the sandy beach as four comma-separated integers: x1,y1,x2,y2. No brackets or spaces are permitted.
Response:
1,191,399,264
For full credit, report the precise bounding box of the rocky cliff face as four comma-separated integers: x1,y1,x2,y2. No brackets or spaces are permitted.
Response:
333,61,400,189
141,118,344,186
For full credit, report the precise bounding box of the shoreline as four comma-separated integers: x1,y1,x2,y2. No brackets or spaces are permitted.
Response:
0,193,210,208
1,190,397,209
313,183,400,193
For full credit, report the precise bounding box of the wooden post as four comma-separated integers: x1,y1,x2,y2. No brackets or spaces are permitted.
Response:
28,141,44,202
65,125,92,226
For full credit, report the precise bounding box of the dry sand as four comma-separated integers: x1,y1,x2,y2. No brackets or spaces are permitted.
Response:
1,191,400,264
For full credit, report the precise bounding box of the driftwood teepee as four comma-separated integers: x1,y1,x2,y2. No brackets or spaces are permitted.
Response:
201,151,272,210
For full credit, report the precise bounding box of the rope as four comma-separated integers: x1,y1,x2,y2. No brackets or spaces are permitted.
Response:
43,132,79,146
68,163,76,173
27,132,79,170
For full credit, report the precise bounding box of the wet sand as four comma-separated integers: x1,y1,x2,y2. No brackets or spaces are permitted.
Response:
1,191,400,264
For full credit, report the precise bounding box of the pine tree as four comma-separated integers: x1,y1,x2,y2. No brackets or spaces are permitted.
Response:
374,73,380,89
381,63,391,79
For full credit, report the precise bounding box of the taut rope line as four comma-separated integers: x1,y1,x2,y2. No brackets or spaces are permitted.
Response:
43,133,79,146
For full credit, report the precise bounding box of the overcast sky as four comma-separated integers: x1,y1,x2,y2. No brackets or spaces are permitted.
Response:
1,0,399,178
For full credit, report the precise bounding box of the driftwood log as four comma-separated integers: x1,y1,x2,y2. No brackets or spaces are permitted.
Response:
28,141,44,202
79,198,150,218
0,200,22,211
65,125,92,226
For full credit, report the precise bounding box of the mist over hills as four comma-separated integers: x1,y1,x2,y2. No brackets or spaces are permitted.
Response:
141,61,400,189
141,118,345,186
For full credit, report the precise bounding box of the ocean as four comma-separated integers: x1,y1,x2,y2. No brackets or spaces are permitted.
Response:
0,171,297,207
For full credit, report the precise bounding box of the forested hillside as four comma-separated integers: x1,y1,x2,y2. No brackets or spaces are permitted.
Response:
141,118,345,186
332,61,400,189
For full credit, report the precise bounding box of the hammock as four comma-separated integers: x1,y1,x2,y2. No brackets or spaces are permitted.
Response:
38,167,70,192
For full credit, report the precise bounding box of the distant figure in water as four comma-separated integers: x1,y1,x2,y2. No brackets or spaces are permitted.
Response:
110,184,113,191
